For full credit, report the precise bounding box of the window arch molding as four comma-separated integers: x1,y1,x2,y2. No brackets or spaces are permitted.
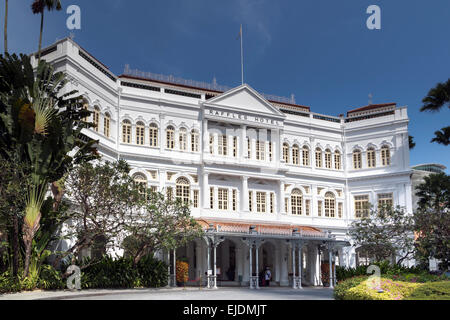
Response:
316,188,338,199
129,168,152,182
285,184,308,195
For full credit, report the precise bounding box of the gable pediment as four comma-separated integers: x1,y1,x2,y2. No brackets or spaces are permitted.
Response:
204,84,286,119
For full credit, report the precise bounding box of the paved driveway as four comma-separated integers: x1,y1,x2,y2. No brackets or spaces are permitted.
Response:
0,287,334,300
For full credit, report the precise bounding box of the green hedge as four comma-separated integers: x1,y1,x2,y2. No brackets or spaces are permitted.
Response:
405,281,450,300
0,255,168,293
335,276,450,300
80,255,168,289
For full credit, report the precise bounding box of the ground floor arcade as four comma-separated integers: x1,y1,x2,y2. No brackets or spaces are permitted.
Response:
165,221,350,289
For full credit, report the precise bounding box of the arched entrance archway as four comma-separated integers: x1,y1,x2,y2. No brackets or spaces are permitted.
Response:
259,241,277,286
216,239,237,282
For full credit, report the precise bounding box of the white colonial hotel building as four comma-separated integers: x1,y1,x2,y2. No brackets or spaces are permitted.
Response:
35,38,413,288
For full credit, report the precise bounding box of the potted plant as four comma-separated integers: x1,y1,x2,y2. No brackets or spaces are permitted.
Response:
176,258,189,287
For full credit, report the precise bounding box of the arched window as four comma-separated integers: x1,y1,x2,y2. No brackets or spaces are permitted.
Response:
334,150,341,170
82,100,89,122
179,127,187,151
381,145,390,166
122,120,131,143
315,148,322,168
324,192,335,217
191,129,199,152
176,177,190,204
136,121,145,145
324,149,332,169
166,126,175,149
353,149,362,169
133,173,147,197
292,144,299,165
149,123,158,147
302,146,310,166
104,112,110,137
93,106,100,132
367,147,376,168
282,143,289,163
291,188,303,215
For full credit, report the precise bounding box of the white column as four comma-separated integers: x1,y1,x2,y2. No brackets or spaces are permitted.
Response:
166,251,171,287
292,245,296,289
213,244,217,289
172,249,177,287
203,173,209,209
159,114,165,153
241,176,249,212
255,244,260,289
240,125,247,160
328,248,333,288
249,244,253,288
298,244,303,289
279,180,285,215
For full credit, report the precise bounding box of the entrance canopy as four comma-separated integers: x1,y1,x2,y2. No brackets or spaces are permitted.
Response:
196,219,349,244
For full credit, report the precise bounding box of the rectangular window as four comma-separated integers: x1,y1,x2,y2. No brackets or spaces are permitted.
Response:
305,199,310,216
150,185,158,193
104,117,110,137
285,197,289,213
268,142,273,161
218,135,227,155
248,191,253,212
334,153,341,170
210,187,214,209
232,189,237,211
166,187,173,200
325,152,332,169
317,200,323,216
256,192,266,213
355,195,369,218
209,135,214,154
292,147,299,165
256,141,265,160
149,126,158,147
218,188,228,210
270,192,275,213
247,137,251,158
193,190,199,208
338,202,343,218
136,126,145,145
378,193,393,209
233,136,237,157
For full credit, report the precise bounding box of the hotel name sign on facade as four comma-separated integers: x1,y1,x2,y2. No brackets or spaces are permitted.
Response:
205,107,283,127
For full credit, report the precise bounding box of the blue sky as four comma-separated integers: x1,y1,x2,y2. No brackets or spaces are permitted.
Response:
1,0,449,171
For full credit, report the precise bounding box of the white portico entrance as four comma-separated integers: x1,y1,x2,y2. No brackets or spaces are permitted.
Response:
170,220,350,289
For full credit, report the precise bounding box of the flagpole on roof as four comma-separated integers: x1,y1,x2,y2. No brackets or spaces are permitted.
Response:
240,24,244,85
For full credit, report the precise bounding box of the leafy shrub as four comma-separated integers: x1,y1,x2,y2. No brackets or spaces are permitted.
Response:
405,281,450,300
38,265,64,290
78,255,168,289
336,277,419,300
334,276,367,300
136,255,168,288
0,272,21,294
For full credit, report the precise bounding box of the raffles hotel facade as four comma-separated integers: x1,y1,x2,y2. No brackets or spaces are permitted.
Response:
35,38,413,288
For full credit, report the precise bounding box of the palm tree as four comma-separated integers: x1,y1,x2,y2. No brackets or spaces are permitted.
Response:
31,0,62,62
4,0,8,54
421,79,450,146
420,79,450,112
431,126,450,146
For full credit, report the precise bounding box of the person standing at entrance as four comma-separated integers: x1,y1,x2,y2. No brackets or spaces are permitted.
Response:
264,267,271,287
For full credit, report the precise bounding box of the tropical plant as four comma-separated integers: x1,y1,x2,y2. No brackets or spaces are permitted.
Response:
420,78,450,146
31,0,62,62
413,172,450,270
0,53,98,278
124,190,203,265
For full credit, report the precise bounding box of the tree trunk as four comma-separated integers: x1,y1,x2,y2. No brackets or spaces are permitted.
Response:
23,239,32,277
37,11,44,62
4,0,8,54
